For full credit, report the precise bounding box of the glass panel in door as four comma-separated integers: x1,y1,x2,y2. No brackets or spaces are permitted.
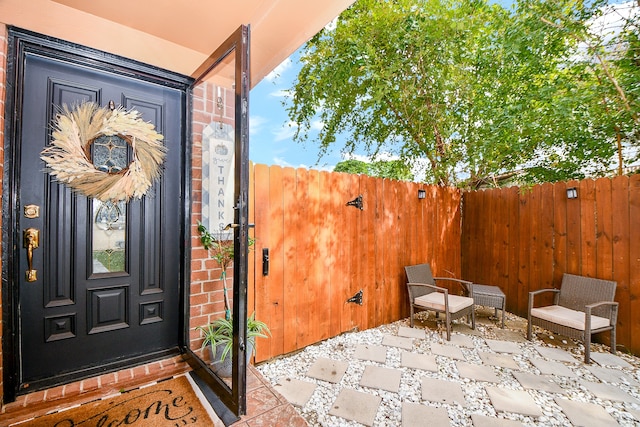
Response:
185,25,251,416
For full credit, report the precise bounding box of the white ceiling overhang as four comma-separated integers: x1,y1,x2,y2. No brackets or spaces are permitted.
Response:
0,0,354,86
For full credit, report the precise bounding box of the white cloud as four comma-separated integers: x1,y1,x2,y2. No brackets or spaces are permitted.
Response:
269,89,292,99
264,58,293,82
342,152,400,162
273,121,299,141
310,120,324,131
249,115,268,135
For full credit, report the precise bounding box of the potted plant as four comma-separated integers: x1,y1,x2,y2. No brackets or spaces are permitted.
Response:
196,312,270,377
195,221,269,377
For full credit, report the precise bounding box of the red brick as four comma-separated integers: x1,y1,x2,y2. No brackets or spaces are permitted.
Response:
81,377,100,393
131,365,147,378
190,283,203,294
63,381,82,397
145,362,164,376
191,270,210,282
45,385,65,401
190,305,202,317
203,280,222,293
191,293,208,305
23,389,46,405
100,373,117,387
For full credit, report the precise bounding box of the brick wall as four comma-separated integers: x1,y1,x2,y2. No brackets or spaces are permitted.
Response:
0,23,7,402
189,81,233,352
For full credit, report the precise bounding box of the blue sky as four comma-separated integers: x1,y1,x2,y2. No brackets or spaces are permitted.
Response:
247,0,625,170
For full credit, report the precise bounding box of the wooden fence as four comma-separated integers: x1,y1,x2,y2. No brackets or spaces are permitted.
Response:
461,176,640,355
248,164,462,362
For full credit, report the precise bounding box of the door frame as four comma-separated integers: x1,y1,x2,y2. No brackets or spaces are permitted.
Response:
1,27,193,402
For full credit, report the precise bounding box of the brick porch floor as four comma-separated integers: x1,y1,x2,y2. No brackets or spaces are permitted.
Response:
0,355,305,426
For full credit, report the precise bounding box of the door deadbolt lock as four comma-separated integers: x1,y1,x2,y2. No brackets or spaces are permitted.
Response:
23,227,40,282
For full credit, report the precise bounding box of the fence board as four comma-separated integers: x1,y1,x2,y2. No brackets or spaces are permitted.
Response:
517,189,531,315
628,174,640,353
328,171,343,338
253,164,271,361
610,176,630,351
552,182,568,287
539,183,555,290
506,186,519,313
580,179,597,277
566,180,581,275
281,167,298,354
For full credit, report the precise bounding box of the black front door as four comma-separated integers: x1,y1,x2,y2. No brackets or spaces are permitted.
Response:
6,31,188,394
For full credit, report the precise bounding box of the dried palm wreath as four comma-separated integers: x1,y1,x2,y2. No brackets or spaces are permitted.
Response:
41,102,166,202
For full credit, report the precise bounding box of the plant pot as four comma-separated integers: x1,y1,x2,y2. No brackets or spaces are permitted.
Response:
208,340,255,378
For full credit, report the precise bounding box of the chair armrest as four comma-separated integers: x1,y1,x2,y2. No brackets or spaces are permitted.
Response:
407,282,448,295
433,277,473,297
528,288,560,312
585,301,619,325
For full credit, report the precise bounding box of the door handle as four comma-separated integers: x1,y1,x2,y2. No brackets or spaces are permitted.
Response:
23,227,39,282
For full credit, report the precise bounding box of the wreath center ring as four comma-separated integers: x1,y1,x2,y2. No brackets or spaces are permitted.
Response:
41,102,166,202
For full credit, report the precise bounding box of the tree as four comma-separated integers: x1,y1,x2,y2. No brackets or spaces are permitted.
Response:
287,0,638,187
334,158,414,180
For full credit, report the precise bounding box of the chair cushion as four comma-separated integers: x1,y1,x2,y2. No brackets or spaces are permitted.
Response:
531,305,610,331
414,293,473,313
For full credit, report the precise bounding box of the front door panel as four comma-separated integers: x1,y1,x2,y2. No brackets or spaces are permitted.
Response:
17,52,183,389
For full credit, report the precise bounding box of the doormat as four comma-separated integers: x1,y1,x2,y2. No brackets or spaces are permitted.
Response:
26,375,224,427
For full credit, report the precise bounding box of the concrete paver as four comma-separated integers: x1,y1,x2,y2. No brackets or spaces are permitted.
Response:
534,346,579,363
528,358,578,378
555,397,619,427
492,329,527,343
359,365,402,393
485,339,522,354
485,387,543,417
398,326,426,340
590,351,633,369
586,364,639,385
401,352,438,372
421,377,466,407
471,414,524,427
354,344,387,364
478,352,519,370
306,357,349,383
580,380,640,403
512,372,565,394
456,362,500,383
273,377,317,407
329,389,381,427
402,402,451,427
448,334,475,348
431,343,466,360
382,335,414,350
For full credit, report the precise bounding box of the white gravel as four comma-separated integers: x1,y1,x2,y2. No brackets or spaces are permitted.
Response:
257,313,640,427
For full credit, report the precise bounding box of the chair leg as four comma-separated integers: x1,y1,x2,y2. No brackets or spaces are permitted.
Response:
527,316,532,340
610,326,617,355
471,307,476,330
410,305,415,328
584,334,591,364
445,317,451,341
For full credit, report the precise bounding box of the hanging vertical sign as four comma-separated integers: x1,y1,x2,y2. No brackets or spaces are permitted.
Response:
202,121,235,240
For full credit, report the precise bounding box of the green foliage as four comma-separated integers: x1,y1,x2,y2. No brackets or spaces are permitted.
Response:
334,158,414,180
196,313,271,362
288,0,639,188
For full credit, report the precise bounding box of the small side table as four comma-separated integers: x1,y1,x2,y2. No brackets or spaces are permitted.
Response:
471,284,506,328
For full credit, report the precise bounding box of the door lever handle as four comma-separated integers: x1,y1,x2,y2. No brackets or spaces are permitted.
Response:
23,227,39,282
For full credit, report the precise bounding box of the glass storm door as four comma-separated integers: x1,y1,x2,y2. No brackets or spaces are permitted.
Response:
185,25,251,416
